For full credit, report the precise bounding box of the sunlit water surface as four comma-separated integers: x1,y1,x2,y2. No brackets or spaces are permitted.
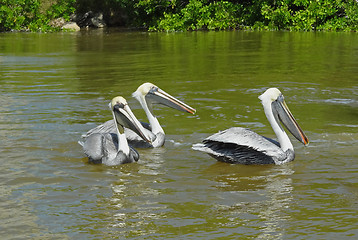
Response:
0,30,357,239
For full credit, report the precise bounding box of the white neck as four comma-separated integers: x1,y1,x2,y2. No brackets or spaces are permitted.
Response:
117,132,130,155
135,95,164,135
111,111,130,155
262,101,293,151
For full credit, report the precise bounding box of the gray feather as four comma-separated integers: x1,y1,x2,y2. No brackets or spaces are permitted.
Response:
192,127,294,165
82,120,158,148
82,133,139,165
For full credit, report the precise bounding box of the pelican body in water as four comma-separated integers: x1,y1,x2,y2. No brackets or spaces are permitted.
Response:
79,96,156,166
82,83,196,148
192,88,309,165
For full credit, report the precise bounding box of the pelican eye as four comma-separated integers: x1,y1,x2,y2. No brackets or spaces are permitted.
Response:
149,86,158,93
276,94,284,102
113,102,126,110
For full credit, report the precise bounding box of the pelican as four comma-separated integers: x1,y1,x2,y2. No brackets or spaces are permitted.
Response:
79,96,156,166
192,88,309,165
82,83,196,148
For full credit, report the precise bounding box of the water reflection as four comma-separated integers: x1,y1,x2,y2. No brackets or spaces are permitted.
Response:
257,166,294,239
106,147,168,237
204,163,294,239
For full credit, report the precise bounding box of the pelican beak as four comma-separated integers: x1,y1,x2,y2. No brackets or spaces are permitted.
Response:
145,87,196,114
113,102,156,143
272,95,309,145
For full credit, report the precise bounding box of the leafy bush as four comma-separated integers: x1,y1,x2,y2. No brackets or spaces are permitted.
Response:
0,0,357,32
0,0,76,32
153,0,240,31
260,0,358,31
47,0,76,22
0,0,44,31
148,0,357,31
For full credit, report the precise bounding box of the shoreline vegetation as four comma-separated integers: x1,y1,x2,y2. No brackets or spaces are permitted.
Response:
0,0,357,32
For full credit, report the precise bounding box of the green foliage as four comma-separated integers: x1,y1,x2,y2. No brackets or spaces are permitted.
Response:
261,2,292,30
148,0,357,31
47,0,76,22
0,0,43,31
0,0,357,32
153,0,240,31
260,0,358,31
134,0,173,27
0,0,76,32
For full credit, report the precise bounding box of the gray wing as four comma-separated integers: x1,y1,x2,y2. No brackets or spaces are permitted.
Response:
82,119,152,141
81,133,139,165
82,133,110,163
125,130,164,148
192,127,287,164
82,120,117,138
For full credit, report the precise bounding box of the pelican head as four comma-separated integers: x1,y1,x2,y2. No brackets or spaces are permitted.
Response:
259,88,309,146
132,82,196,114
110,96,156,143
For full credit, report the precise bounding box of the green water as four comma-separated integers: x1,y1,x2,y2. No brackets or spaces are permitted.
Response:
0,30,357,239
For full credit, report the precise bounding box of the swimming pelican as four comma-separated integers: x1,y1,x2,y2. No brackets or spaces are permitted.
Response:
192,88,309,165
82,83,196,148
79,96,156,166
